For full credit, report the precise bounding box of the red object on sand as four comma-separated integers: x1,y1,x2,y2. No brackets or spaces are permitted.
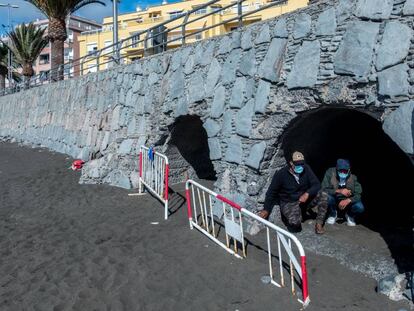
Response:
71,160,85,171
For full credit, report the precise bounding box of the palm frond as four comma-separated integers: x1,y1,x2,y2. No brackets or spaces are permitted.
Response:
25,0,105,19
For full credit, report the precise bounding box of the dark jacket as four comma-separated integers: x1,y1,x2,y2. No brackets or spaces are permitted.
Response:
263,164,321,213
321,167,362,203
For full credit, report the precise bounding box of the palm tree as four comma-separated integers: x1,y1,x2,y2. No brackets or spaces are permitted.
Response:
3,23,48,86
0,44,8,91
26,0,105,80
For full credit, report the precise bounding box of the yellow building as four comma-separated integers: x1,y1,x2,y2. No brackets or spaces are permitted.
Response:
78,0,308,73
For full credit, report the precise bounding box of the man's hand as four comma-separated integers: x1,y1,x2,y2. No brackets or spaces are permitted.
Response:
336,188,352,197
299,192,309,203
338,198,352,210
257,210,269,219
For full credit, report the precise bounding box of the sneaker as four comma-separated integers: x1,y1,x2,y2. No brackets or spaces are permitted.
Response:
326,216,337,225
345,214,356,226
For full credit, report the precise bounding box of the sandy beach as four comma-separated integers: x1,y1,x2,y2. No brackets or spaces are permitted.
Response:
0,142,409,311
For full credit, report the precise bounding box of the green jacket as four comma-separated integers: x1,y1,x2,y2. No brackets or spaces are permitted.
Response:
321,167,362,203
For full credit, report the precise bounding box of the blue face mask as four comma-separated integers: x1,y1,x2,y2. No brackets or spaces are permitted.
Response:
338,172,349,179
294,165,304,174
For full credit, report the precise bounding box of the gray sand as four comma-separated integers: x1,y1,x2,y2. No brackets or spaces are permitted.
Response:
0,142,409,311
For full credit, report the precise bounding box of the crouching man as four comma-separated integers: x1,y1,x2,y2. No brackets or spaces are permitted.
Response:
257,151,328,234
322,159,364,227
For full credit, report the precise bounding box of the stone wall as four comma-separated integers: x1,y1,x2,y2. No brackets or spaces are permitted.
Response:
0,0,413,212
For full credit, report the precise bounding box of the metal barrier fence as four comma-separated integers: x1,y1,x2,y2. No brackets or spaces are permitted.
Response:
185,179,310,307
138,145,170,220
0,0,288,96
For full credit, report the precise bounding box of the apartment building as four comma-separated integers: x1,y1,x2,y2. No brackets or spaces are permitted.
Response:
33,16,101,77
78,0,308,73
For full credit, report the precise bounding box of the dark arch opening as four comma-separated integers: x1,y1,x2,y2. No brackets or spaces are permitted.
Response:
168,115,217,181
281,107,413,271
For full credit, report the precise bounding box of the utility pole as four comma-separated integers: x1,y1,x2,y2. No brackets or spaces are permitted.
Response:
113,0,120,64
0,3,19,88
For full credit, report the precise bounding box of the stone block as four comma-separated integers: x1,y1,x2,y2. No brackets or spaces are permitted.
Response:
222,110,233,135
376,21,412,71
218,36,232,55
258,38,287,82
334,21,379,78
211,85,226,118
221,49,241,85
239,49,256,77
383,101,413,154
235,99,254,137
255,80,271,114
230,77,247,108
293,13,311,39
255,24,271,44
208,138,222,160
315,8,337,37
356,0,392,20
241,29,253,50
184,54,195,75
246,141,266,169
403,0,414,15
272,18,288,38
287,40,320,89
203,118,221,137
378,64,409,98
169,69,185,100
205,59,221,94
118,139,134,155
188,73,205,103
225,136,242,164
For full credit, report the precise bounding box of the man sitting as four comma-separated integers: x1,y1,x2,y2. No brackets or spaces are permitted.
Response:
322,159,364,226
258,151,328,234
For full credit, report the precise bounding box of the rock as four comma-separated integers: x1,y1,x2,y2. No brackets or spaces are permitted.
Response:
230,77,247,108
255,24,271,44
235,99,254,137
221,49,241,84
255,80,271,114
175,98,188,117
378,64,409,98
222,110,233,135
334,21,379,78
205,59,221,94
336,0,353,23
208,138,222,160
105,170,131,189
246,141,266,169
356,0,393,20
225,136,242,164
147,72,158,85
293,13,311,39
287,40,320,89
210,85,226,118
169,69,185,100
184,54,195,75
171,52,182,71
315,8,337,36
258,38,287,82
118,139,134,154
377,274,407,301
111,105,121,130
403,0,414,15
383,101,414,154
203,118,221,137
188,73,205,103
376,21,412,71
239,49,256,77
218,36,232,55
272,18,288,38
241,29,253,50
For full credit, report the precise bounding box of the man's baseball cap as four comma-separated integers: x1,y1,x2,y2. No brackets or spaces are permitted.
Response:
292,151,305,165
336,158,350,170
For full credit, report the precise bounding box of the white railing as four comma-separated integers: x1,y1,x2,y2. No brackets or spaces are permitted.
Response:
185,179,310,307
137,145,170,220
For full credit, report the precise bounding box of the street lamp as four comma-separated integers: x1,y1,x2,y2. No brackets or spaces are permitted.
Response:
0,3,19,88
112,0,120,64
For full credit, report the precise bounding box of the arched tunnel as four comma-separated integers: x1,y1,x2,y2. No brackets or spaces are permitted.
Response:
281,107,414,271
167,115,217,181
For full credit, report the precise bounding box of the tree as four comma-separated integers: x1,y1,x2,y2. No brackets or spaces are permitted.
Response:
26,0,105,80
3,23,48,86
0,44,7,91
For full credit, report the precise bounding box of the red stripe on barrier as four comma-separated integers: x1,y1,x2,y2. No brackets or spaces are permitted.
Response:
139,151,143,177
185,188,193,219
164,164,169,200
301,256,309,302
216,194,242,211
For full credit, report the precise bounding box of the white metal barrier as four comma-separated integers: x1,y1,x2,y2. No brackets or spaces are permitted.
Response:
138,145,170,219
185,179,310,307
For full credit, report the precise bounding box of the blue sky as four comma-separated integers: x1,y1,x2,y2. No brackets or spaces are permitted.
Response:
0,0,170,35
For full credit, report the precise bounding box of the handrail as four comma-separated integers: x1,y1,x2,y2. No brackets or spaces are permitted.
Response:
0,0,288,95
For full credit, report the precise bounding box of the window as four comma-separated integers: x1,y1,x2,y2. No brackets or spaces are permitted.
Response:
131,33,140,48
87,43,98,54
39,54,50,65
68,30,74,42
104,40,112,51
64,48,73,60
232,3,249,13
169,10,184,19
194,8,207,15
